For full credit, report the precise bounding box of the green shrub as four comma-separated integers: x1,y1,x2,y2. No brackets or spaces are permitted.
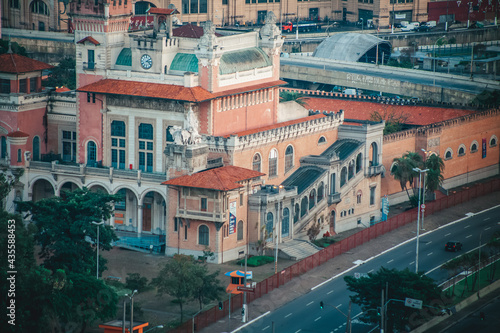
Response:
125,273,149,292
236,256,274,267
313,237,336,248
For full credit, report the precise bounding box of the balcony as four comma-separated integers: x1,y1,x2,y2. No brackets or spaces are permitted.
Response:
176,208,227,223
328,192,341,205
368,164,385,177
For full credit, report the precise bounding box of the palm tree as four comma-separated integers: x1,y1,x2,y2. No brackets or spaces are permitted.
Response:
424,154,445,193
279,91,309,106
391,151,423,202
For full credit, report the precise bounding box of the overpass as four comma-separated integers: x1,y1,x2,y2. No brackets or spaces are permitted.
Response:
280,56,499,104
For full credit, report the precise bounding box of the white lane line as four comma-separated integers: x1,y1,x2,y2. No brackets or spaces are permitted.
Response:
466,234,472,238
327,290,334,295
231,311,271,333
314,316,322,322
409,261,415,265
262,326,270,331
294,330,301,333
426,241,432,245
464,225,471,229
387,259,394,264
368,269,374,273
306,301,314,306
445,233,451,237
485,227,491,231
406,251,412,255
285,313,292,318
484,218,491,221
337,303,342,308
427,252,433,256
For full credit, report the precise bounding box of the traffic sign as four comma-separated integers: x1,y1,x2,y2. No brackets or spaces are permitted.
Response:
237,286,255,293
405,297,423,309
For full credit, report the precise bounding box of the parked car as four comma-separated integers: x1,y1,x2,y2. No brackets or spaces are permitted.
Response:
417,25,432,32
401,25,415,32
445,241,463,252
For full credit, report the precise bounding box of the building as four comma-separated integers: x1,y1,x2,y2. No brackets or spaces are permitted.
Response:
1,0,70,32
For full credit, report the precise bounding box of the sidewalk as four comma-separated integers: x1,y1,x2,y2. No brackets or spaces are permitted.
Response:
198,191,500,333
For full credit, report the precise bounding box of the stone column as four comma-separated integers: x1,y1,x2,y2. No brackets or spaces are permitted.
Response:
137,204,143,235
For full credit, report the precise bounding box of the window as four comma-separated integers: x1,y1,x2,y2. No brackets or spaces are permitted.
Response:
199,225,209,245
317,182,324,202
87,93,96,103
318,136,326,145
340,167,347,187
87,141,97,166
182,0,207,14
309,189,316,210
348,160,355,179
17,149,22,162
444,148,453,160
32,136,40,161
31,0,49,15
1,136,7,158
300,197,308,217
237,220,243,241
285,145,294,172
1,79,10,94
330,173,336,194
458,145,466,156
239,193,243,206
19,79,27,93
470,141,478,153
370,142,378,166
201,197,207,211
62,130,76,162
138,123,153,172
266,212,274,237
30,77,36,93
356,153,362,173
9,0,20,8
184,225,188,240
357,190,362,204
166,126,174,142
282,207,290,236
370,187,376,205
111,121,126,169
87,50,95,69
174,217,178,232
252,153,261,172
490,135,498,147
269,149,278,177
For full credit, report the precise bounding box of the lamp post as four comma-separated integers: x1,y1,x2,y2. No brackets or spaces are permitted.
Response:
392,1,395,34
122,298,127,333
92,221,105,279
433,36,447,86
420,149,436,230
478,231,484,298
125,290,138,333
412,167,428,273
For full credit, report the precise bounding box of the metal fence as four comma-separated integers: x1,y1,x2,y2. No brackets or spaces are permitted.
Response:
172,178,500,332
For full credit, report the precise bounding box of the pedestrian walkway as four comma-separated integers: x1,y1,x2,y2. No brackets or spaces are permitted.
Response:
198,190,500,333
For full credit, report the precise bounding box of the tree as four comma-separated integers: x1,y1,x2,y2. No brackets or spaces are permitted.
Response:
0,40,27,56
43,57,76,90
151,254,199,323
191,264,225,310
279,91,309,106
307,222,321,241
344,267,443,332
390,151,423,203
424,154,444,194
18,187,120,275
370,110,410,135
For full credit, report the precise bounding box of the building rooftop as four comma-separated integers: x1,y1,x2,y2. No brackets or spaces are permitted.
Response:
320,139,361,160
281,165,326,194
0,53,53,74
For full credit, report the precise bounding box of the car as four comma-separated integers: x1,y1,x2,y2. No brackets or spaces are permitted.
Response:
417,25,432,32
401,25,415,32
445,241,463,252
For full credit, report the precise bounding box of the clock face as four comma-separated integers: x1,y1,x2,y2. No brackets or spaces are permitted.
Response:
140,54,152,69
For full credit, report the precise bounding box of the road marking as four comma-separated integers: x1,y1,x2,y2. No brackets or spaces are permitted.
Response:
406,251,412,255
445,233,451,237
466,234,472,238
231,311,270,333
409,261,415,265
262,326,270,331
337,303,342,308
485,227,491,231
426,241,432,245
464,225,471,229
327,290,334,295
294,330,301,333
484,218,491,221
285,313,292,318
427,252,433,256
387,259,394,264
315,316,321,322
306,301,314,306
368,269,374,273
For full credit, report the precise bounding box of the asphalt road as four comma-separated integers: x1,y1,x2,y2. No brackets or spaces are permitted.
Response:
281,58,493,95
236,205,500,333
440,295,500,333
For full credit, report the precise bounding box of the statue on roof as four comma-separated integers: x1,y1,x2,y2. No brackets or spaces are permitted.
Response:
260,11,280,39
168,106,201,145
199,21,217,50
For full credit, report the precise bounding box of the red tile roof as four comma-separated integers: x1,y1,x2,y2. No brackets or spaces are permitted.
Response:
0,53,53,74
304,97,475,126
214,80,288,99
77,79,216,102
148,8,179,15
173,24,223,38
224,113,326,138
55,86,71,92
162,165,265,191
77,36,100,45
7,130,29,137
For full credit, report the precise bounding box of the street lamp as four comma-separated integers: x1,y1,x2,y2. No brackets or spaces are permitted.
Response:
412,167,428,273
433,36,447,86
92,221,105,279
420,149,437,230
125,290,138,333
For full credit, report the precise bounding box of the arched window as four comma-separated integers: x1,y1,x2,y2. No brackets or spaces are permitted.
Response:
237,220,244,241
1,136,6,158
285,145,294,172
282,208,290,237
444,148,453,160
340,167,347,187
252,153,261,172
357,190,362,204
17,149,22,162
356,153,362,173
31,0,49,15
300,197,308,217
87,141,97,166
490,135,498,147
199,225,209,246
269,149,278,177
32,136,40,161
370,142,378,166
111,120,126,169
309,189,316,210
317,182,324,202
318,136,326,145
266,212,274,238
470,141,478,153
348,160,355,179
458,144,466,156
294,203,300,223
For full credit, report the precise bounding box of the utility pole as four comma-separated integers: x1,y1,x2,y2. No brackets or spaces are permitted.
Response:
380,289,385,333
242,254,248,323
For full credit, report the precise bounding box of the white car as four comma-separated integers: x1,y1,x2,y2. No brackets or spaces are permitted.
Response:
401,25,415,32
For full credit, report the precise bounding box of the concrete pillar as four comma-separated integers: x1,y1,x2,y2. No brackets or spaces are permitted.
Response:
137,204,143,234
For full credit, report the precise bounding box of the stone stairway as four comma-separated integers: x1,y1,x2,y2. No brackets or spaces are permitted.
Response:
274,239,322,261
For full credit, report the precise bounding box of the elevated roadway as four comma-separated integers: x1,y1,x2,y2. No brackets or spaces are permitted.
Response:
281,56,499,104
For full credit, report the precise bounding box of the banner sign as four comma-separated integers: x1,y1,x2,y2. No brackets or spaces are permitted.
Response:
482,138,487,158
229,201,236,234
381,196,389,221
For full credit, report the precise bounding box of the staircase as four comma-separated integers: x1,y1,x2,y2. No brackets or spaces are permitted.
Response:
275,239,322,261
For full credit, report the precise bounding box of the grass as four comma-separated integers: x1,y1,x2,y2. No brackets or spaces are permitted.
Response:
312,237,336,248
236,256,274,267
443,264,500,304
